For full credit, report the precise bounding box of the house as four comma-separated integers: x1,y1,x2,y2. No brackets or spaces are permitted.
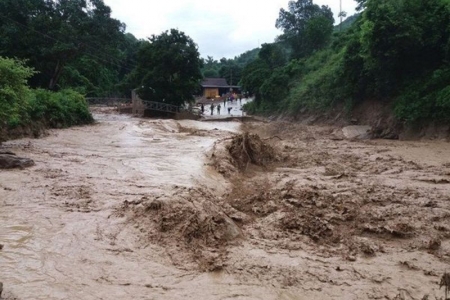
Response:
200,78,241,99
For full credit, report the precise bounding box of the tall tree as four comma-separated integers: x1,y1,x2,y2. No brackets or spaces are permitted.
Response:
355,0,367,11
0,57,35,131
240,59,271,103
201,55,220,78
258,43,287,69
200,49,260,82
218,59,243,86
275,0,334,58
240,43,288,105
357,0,450,96
0,0,125,91
132,29,203,106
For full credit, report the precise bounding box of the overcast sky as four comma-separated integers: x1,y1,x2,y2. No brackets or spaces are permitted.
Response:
104,0,357,59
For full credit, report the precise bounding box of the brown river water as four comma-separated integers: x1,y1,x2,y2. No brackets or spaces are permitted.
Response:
0,112,256,299
1,110,450,300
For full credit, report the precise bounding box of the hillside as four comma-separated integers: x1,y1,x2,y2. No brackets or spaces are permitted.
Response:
334,13,360,32
241,0,450,139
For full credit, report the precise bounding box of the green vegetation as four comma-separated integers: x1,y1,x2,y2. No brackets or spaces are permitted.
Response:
0,0,138,97
275,0,334,59
201,48,260,86
334,13,360,32
241,0,450,125
0,57,35,129
128,29,203,106
1,0,449,138
30,89,93,128
0,56,92,142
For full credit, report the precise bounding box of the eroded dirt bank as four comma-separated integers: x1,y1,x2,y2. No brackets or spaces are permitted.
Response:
1,111,449,299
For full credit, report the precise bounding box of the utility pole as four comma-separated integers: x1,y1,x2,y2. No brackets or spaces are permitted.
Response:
338,0,347,32
230,67,233,86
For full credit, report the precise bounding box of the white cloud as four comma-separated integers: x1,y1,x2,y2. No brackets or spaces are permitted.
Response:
104,0,357,59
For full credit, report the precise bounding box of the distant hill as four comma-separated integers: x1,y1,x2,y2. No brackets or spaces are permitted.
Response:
334,13,361,32
234,48,260,67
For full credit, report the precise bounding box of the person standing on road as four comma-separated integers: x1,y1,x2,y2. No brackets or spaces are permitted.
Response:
217,104,221,115
228,107,232,115
210,103,214,115
201,103,204,114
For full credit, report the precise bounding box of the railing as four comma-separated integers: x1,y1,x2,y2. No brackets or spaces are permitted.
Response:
86,98,131,106
141,100,182,114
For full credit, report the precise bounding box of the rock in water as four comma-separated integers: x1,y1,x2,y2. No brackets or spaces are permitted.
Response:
0,154,34,169
0,151,15,155
342,125,372,140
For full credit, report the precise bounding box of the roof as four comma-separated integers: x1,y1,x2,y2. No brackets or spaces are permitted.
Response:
201,78,231,88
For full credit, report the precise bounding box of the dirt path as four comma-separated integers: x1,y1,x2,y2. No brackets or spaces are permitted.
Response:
0,112,449,299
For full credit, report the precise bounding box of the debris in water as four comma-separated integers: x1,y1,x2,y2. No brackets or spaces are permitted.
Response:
227,132,277,170
440,272,450,299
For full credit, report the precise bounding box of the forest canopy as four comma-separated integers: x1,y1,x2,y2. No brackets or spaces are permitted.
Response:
0,0,132,96
128,29,203,106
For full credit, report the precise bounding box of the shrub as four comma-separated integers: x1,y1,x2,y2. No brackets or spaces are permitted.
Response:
0,57,35,128
0,56,93,141
394,67,450,123
31,89,93,128
282,48,349,114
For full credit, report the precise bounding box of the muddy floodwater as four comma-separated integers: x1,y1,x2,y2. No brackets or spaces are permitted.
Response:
1,110,450,300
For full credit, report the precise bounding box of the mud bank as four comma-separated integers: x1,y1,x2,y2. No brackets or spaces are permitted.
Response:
274,100,450,141
0,121,47,144
1,111,450,299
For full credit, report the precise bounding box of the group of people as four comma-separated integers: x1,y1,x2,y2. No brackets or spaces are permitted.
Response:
198,92,252,116
224,96,242,106
200,102,234,116
210,103,221,115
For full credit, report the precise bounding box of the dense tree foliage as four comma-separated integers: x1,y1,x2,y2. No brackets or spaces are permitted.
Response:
243,0,450,125
341,0,450,122
356,0,450,96
202,56,220,78
0,0,136,96
355,0,367,11
0,56,92,142
241,59,271,103
130,29,203,106
200,48,260,86
240,43,289,106
0,57,35,128
275,0,334,59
